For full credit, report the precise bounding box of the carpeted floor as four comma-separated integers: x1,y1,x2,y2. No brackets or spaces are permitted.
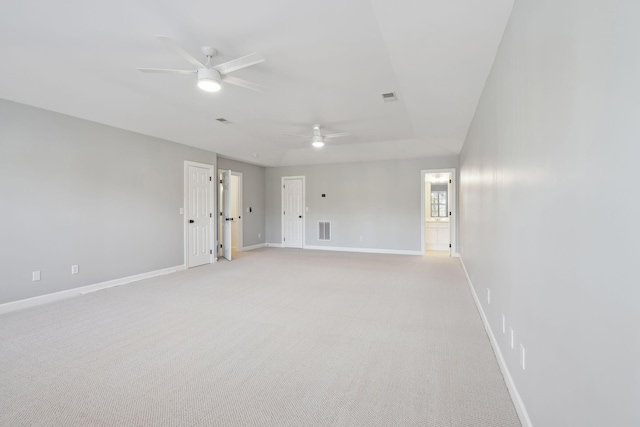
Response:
0,248,521,426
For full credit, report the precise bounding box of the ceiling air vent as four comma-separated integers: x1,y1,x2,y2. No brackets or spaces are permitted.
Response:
318,221,331,241
216,118,233,124
381,92,398,102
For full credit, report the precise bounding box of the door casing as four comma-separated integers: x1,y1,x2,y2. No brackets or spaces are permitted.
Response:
421,168,457,256
218,169,243,260
184,161,215,268
281,176,305,248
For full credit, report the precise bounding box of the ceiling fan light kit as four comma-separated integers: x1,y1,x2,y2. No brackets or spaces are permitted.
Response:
312,135,325,148
197,68,222,92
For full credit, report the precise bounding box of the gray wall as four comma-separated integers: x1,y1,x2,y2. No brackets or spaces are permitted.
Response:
217,158,266,248
459,0,640,426
266,157,458,252
0,99,217,304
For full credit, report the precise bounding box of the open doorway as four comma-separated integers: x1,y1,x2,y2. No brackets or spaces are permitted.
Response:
217,170,243,261
421,169,456,257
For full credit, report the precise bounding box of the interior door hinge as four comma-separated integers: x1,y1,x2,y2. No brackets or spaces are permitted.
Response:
220,244,223,248
210,176,212,181
210,249,213,254
449,179,452,184
210,213,212,218
449,244,452,248
219,179,223,184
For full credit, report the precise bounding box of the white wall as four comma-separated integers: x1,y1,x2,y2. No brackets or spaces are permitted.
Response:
266,156,458,253
0,99,217,305
459,0,640,425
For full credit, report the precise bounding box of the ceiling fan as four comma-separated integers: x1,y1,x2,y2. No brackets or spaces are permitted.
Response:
285,124,351,148
138,35,265,93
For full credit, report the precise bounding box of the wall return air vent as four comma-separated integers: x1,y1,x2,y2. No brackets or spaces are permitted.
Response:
318,221,331,241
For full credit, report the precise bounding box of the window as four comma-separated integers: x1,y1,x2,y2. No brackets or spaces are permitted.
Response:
431,191,448,218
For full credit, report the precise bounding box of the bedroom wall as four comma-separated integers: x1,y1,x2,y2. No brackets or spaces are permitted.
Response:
0,99,217,305
459,0,640,425
265,156,458,253
217,157,266,249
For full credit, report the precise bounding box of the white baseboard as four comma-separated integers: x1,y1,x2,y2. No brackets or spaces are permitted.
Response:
303,245,423,256
0,264,185,315
458,257,532,427
242,243,266,251
265,243,283,248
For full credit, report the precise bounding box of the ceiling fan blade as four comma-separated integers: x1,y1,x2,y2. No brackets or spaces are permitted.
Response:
324,132,352,139
223,75,265,92
213,53,265,75
137,68,196,75
283,133,312,138
155,35,205,69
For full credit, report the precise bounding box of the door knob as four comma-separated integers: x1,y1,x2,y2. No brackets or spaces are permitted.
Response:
298,215,302,218
189,220,194,223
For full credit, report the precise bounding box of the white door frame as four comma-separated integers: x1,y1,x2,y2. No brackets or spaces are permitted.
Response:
232,171,243,252
184,161,216,267
421,168,457,256
281,176,305,248
219,169,243,254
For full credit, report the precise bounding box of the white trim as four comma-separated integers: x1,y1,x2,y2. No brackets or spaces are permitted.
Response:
219,169,244,254
281,176,305,248
233,171,243,251
265,243,283,248
243,243,266,251
0,265,185,315
303,245,422,256
458,257,533,427
421,168,457,256
184,161,216,267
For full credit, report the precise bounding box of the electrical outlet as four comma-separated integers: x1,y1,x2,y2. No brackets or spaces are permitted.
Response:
502,314,506,334
71,265,79,275
510,328,514,349
359,236,364,241
179,207,184,215
32,271,41,282
487,288,491,305
258,233,261,238
520,344,526,370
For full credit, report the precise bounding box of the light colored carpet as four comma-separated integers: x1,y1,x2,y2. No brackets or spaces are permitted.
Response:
0,248,521,426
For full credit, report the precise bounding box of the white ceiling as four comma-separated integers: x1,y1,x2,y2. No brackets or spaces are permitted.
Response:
0,0,513,167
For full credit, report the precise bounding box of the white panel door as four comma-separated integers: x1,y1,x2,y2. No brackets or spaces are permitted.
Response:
221,170,232,260
282,178,304,248
188,166,211,267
